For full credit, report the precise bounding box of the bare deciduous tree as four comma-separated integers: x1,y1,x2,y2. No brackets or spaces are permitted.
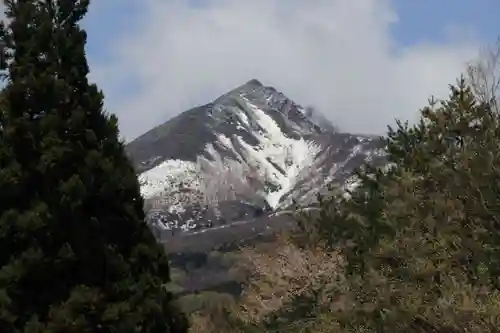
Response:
187,235,347,333
466,38,500,112
235,236,346,324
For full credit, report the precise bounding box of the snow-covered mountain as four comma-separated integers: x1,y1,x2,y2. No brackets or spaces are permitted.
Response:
126,79,387,236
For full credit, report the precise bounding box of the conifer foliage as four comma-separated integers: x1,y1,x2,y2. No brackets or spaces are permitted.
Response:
302,78,500,331
0,1,187,332
203,78,500,333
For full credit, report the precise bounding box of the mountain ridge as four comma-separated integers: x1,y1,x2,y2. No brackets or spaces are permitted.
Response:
126,79,387,237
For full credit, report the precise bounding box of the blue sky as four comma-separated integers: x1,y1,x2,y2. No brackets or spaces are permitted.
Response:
393,0,499,46
84,0,500,66
84,2,143,65
82,0,500,140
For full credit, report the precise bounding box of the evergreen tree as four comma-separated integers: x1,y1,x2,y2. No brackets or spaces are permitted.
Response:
0,1,187,332
294,78,500,331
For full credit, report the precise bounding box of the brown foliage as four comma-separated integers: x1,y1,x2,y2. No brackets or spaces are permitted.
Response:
187,236,347,333
236,236,346,325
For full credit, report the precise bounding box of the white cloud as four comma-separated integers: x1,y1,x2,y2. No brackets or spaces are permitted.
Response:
92,0,479,141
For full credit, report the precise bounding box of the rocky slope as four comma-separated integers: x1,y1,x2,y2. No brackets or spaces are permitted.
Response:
126,79,387,237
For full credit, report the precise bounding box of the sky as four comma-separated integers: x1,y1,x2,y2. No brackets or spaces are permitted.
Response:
84,0,498,140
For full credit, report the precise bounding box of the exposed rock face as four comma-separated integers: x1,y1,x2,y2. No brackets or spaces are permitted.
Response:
126,79,387,236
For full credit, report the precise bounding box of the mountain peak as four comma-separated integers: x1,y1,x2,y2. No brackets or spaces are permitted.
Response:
126,79,387,235
222,79,265,98
245,78,263,87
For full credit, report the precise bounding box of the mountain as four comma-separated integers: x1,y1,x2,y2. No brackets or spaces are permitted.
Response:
126,79,387,241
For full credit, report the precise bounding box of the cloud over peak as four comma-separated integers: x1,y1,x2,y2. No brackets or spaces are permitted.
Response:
91,0,479,140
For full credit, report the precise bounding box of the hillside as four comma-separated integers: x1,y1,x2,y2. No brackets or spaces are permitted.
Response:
126,79,387,243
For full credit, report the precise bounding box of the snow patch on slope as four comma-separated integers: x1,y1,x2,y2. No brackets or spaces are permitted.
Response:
139,159,200,198
229,98,321,208
138,97,322,212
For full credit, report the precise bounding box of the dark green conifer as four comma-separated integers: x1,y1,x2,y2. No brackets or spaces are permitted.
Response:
0,1,187,332
297,78,500,331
